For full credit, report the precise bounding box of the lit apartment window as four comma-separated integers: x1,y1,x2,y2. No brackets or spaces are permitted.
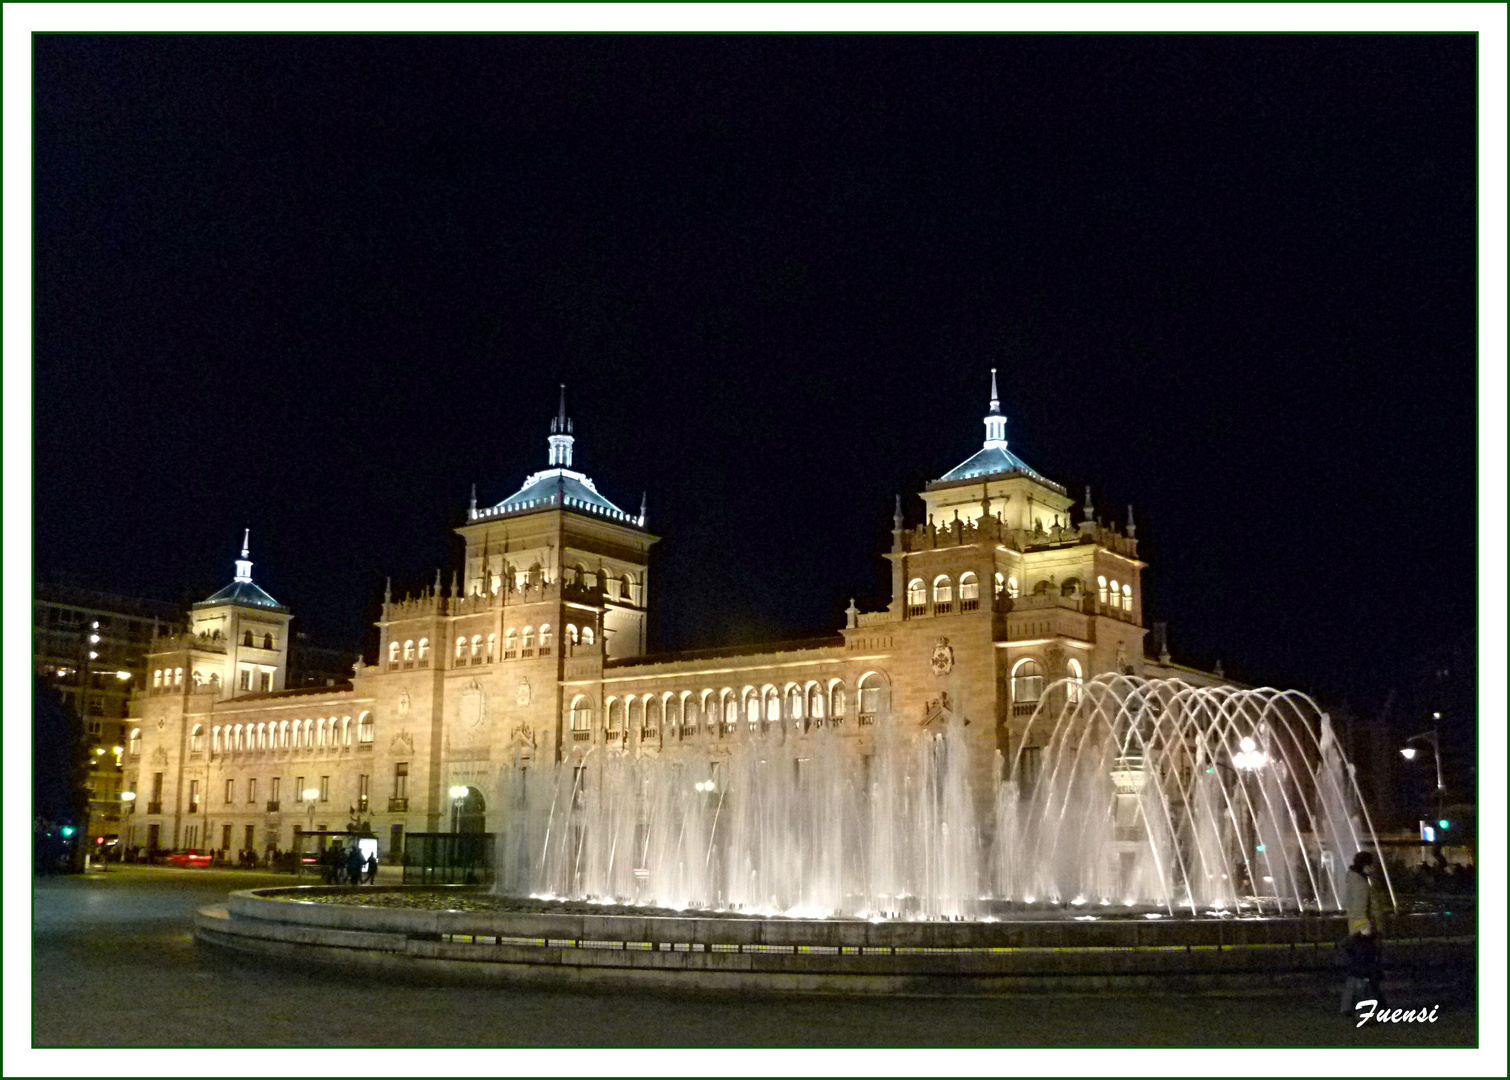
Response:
239,669,251,691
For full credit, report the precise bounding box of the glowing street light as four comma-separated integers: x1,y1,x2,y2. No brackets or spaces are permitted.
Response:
1231,736,1267,771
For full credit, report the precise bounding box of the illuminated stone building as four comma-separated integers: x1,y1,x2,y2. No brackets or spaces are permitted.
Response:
128,376,1181,858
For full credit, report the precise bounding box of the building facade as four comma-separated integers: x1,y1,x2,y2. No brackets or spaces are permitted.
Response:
128,376,1191,860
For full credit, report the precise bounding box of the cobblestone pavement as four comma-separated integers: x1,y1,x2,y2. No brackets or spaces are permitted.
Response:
29,866,1478,1051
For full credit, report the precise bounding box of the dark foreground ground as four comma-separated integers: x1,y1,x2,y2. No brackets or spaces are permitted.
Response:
30,866,1477,1049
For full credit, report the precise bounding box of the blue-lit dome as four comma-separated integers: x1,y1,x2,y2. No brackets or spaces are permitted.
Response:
196,530,284,610
935,368,1048,485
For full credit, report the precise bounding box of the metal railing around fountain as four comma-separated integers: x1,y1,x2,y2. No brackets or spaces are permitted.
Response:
401,832,496,885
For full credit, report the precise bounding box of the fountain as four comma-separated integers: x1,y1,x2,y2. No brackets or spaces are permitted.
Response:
493,675,1394,918
199,675,1462,995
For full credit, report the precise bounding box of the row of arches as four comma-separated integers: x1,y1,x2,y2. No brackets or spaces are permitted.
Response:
905,571,1135,615
190,712,375,755
153,667,226,691
388,622,603,667
567,674,889,743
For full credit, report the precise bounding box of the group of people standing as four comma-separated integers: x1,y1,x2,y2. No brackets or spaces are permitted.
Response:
320,841,378,885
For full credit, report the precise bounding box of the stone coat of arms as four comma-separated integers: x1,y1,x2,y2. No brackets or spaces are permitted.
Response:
930,637,954,677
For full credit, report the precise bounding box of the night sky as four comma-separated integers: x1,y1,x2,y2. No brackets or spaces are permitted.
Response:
32,35,1478,722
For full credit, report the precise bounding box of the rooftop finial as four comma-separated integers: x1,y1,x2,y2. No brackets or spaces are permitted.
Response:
469,483,477,517
233,529,254,583
1127,503,1136,538
547,384,575,467
639,491,647,527
982,369,1007,448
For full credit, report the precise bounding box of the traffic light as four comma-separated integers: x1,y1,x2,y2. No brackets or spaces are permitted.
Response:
60,826,75,837
1438,819,1450,831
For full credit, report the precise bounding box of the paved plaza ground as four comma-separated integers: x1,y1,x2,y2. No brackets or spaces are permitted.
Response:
27,866,1478,1051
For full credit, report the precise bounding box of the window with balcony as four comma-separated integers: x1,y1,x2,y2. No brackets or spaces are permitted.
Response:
538,624,552,657
933,575,953,614
959,572,980,612
190,725,204,754
358,712,374,744
1012,659,1044,715
521,627,535,657
907,578,926,616
504,628,517,659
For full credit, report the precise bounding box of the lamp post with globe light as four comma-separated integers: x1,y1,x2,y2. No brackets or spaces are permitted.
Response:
1230,736,1269,901
1401,715,1446,830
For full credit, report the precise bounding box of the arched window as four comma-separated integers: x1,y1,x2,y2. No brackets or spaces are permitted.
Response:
263,633,273,650
174,667,184,685
786,684,804,722
539,625,553,656
566,624,579,654
504,628,517,658
764,687,781,728
627,698,641,737
994,572,1005,599
570,697,593,736
581,626,595,646
959,572,980,611
907,578,926,615
723,692,738,735
486,632,497,661
470,634,482,658
1032,579,1050,595
234,725,245,751
279,720,289,748
243,630,254,647
192,669,204,687
1012,659,1044,708
933,575,953,613
673,694,690,737
129,728,141,755
1122,583,1133,612
807,683,825,724
403,639,415,661
341,717,351,746
257,723,268,749
858,673,883,721
702,691,718,734
153,670,162,689
1061,577,1081,596
606,699,623,738
317,719,327,747
1008,576,1020,599
1066,658,1084,704
212,725,222,753
1098,576,1108,604
830,682,847,719
521,626,535,656
417,637,430,660
389,641,400,664
646,698,662,737
190,725,204,753
745,689,760,731
209,671,221,688
455,636,467,660
358,712,374,744
621,575,635,604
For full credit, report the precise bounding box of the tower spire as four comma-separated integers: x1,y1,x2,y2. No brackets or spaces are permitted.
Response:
234,529,254,582
469,483,477,518
547,384,575,467
639,491,647,527
982,368,1007,448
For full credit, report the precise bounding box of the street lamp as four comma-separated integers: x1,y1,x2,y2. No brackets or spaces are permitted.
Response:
448,785,470,834
1400,725,1446,822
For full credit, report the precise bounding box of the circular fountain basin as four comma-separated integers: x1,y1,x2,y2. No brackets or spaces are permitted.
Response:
194,886,1473,996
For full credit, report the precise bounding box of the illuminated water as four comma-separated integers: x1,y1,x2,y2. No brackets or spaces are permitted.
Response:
495,676,1390,918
